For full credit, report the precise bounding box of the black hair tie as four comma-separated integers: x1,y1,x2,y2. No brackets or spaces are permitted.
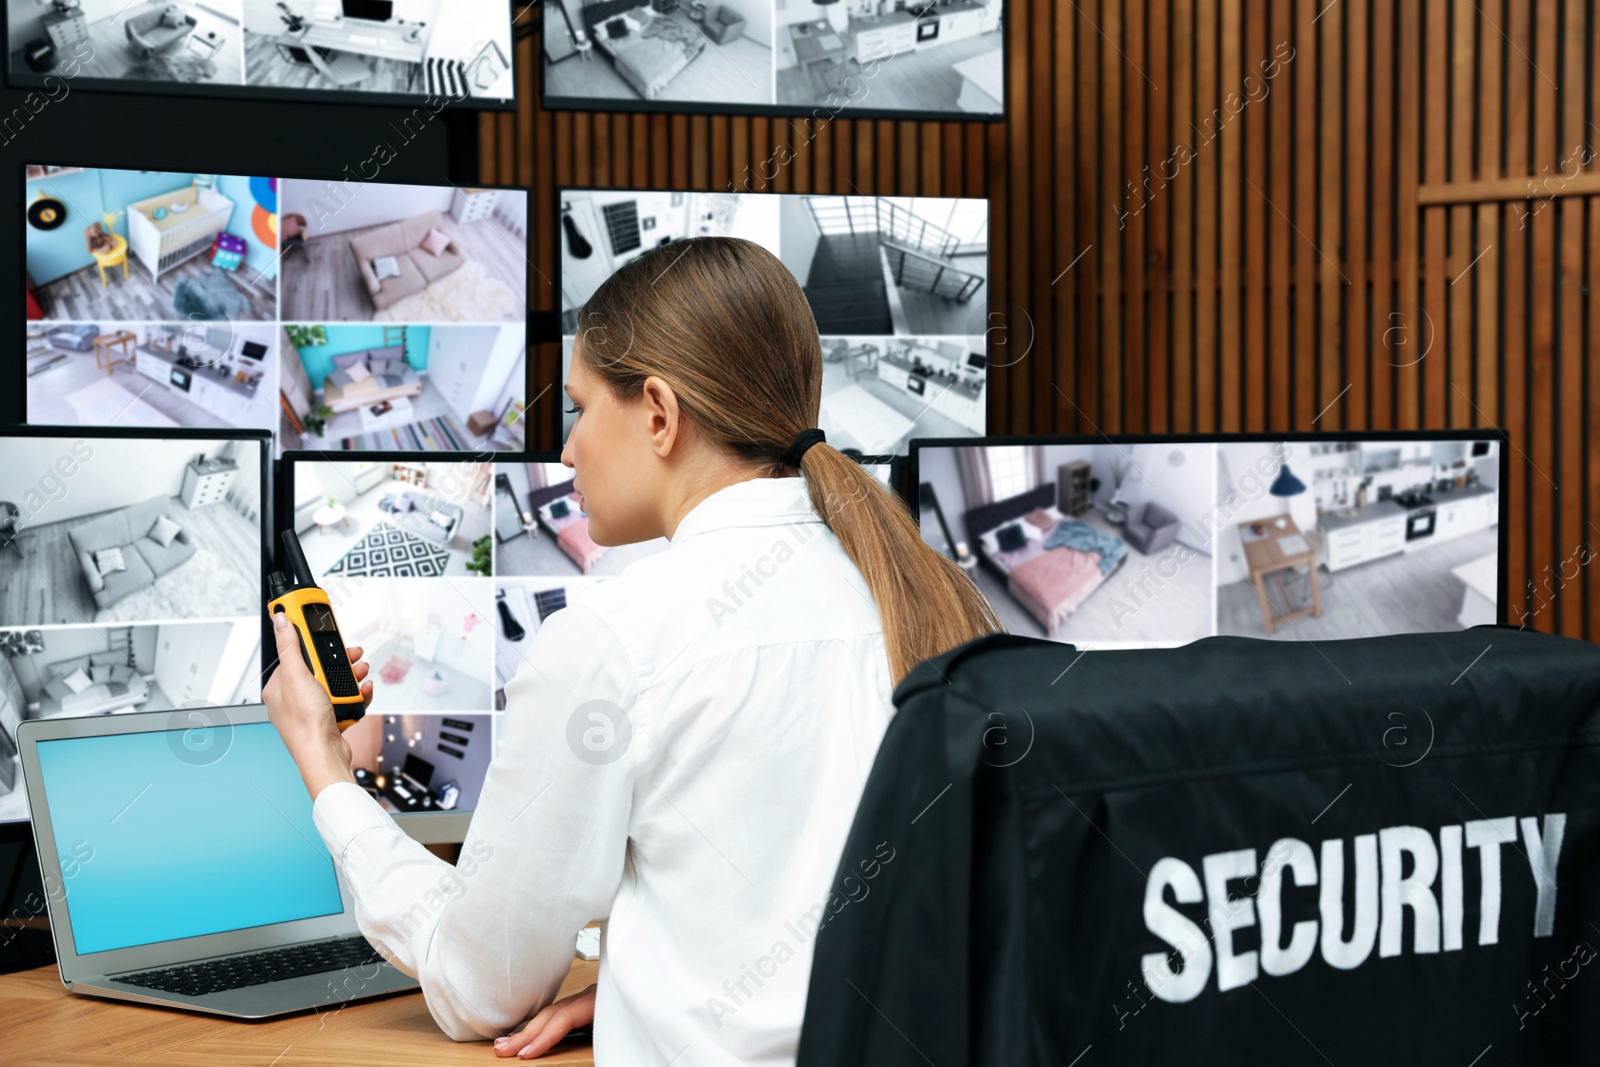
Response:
784,428,827,468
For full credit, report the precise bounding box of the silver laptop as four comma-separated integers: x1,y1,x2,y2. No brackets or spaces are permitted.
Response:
16,702,420,1018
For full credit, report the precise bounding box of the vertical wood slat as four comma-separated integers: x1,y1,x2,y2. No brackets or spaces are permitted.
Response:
1293,0,1317,429
1170,0,1195,433
1447,0,1474,429
1049,11,1075,435
1318,0,1344,428
1267,1,1292,433
1032,0,1057,437
1589,3,1600,648
1218,0,1242,432
1343,0,1368,432
1073,4,1099,435
491,1,1598,642
1529,0,1558,635
1501,0,1530,630
1557,0,1586,638
1395,0,1422,433
1421,0,1447,431
1368,0,1394,431
1099,0,1124,433
1124,0,1148,434
1194,0,1218,433
1473,0,1502,441
1146,3,1171,434
1241,1,1265,433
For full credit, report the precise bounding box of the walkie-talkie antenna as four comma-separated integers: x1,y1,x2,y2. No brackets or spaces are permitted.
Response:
281,529,316,588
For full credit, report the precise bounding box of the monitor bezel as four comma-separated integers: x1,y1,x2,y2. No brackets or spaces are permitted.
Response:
909,429,1513,631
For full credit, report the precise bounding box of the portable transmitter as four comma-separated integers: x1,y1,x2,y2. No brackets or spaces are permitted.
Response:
267,529,366,730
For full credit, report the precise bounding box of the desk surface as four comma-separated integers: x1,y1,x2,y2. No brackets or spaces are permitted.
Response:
3,954,597,1065
1240,515,1314,572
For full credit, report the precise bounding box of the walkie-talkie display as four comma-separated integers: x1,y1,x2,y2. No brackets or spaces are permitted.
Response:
267,529,366,729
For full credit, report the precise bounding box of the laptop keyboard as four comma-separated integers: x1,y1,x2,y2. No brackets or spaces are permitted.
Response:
114,936,385,998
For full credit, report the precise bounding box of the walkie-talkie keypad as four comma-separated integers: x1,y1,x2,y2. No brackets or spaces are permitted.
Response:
312,632,362,698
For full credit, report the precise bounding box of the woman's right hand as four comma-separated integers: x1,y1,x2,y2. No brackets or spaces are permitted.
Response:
493,983,597,1059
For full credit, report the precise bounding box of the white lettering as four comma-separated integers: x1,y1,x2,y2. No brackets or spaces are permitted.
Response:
1259,838,1318,977
1142,858,1212,1003
1379,826,1440,957
1319,834,1378,969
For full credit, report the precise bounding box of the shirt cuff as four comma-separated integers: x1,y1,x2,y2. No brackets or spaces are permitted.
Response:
312,780,397,860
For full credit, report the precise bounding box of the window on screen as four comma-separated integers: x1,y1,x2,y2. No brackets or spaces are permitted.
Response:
986,446,1033,502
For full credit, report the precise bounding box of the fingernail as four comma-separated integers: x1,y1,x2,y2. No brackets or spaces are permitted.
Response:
272,612,287,630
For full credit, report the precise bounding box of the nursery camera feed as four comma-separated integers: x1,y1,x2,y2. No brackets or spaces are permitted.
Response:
22,165,529,454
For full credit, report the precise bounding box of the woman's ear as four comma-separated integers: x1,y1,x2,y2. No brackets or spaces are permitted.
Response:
640,375,681,458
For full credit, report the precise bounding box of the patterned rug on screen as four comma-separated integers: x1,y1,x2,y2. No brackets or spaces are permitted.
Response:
325,521,451,578
336,415,477,451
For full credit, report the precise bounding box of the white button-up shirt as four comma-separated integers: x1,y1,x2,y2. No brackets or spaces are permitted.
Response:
311,474,896,1065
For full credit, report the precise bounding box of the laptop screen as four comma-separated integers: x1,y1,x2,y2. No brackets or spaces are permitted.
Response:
35,723,345,957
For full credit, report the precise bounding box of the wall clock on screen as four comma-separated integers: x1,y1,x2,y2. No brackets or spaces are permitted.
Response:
28,193,67,230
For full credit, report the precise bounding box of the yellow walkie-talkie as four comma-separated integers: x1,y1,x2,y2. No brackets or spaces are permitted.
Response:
267,529,366,730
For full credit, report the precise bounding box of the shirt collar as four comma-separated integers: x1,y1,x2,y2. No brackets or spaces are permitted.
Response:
669,476,824,545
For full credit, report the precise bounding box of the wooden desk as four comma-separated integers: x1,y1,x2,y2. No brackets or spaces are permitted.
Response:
3,953,597,1065
1239,516,1322,635
792,20,847,74
92,330,137,375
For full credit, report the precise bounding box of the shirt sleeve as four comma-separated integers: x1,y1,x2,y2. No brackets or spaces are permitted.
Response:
310,603,639,1041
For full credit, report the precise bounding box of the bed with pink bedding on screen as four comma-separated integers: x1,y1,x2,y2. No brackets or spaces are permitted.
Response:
538,491,608,573
964,483,1127,638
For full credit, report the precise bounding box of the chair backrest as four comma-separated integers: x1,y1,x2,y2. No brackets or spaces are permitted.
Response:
1134,499,1178,528
798,626,1600,1066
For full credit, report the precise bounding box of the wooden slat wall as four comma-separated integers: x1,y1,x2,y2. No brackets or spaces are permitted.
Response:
482,1,1598,642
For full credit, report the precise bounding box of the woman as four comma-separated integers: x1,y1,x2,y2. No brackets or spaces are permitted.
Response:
265,236,1000,1063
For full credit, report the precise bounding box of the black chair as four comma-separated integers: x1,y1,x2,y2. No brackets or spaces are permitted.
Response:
798,626,1600,1066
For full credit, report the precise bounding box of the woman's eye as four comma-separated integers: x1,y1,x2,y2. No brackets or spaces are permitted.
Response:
565,406,581,415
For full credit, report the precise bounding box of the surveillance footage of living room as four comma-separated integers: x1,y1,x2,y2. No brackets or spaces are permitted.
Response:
23,164,531,455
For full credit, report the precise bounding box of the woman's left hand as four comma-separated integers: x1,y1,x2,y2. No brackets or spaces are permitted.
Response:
494,984,597,1058
263,611,373,799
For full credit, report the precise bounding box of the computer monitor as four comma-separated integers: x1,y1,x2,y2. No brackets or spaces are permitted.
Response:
22,164,530,457
558,188,991,459
400,753,434,788
0,426,271,827
911,432,1508,649
343,0,395,21
4,0,514,110
541,0,1008,120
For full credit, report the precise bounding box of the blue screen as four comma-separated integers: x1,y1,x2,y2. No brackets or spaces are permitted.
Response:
35,722,345,956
